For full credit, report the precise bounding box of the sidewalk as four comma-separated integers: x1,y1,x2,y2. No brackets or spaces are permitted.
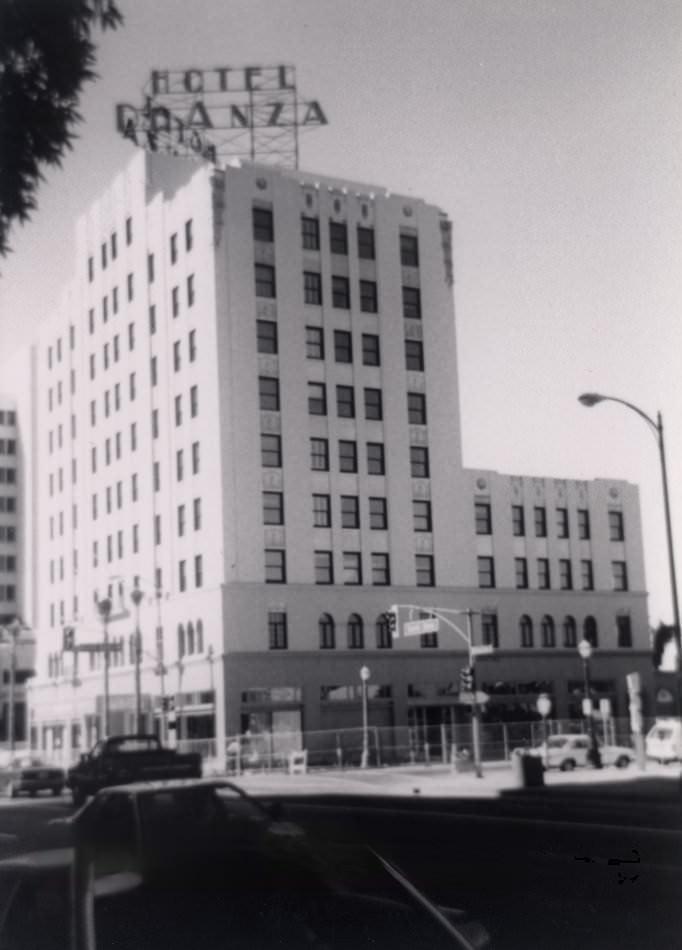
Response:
223,759,682,803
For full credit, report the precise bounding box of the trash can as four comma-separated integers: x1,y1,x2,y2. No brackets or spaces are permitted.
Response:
511,750,545,788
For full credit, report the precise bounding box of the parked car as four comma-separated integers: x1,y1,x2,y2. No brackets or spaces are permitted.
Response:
522,733,635,770
0,779,490,949
645,720,682,763
0,756,65,798
66,735,202,806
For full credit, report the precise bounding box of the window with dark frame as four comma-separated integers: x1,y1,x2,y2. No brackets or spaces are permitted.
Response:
520,615,533,648
336,385,355,418
400,232,419,267
359,280,378,313
475,502,492,535
170,233,178,264
515,557,529,589
334,330,353,363
308,382,327,415
315,550,334,584
306,325,324,359
313,494,331,528
534,506,547,537
541,616,556,648
413,500,432,532
268,611,288,649
357,226,375,260
477,556,495,588
372,554,391,587
252,207,274,242
556,507,569,538
310,437,329,471
481,611,499,648
617,615,633,648
366,442,385,475
369,497,387,530
263,492,284,525
362,334,380,366
405,339,424,371
559,559,573,590
364,388,383,421
410,445,430,478
304,271,323,305
416,554,435,587
563,616,577,648
338,440,357,473
265,549,286,584
319,614,335,649
343,552,362,586
407,392,427,425
612,560,628,591
332,275,350,309
577,509,591,539
402,286,421,320
257,320,278,354
255,264,276,298
347,613,364,647
341,495,360,529
301,215,320,250
261,434,282,468
512,505,525,537
537,558,550,589
329,221,348,255
609,510,625,541
581,559,594,590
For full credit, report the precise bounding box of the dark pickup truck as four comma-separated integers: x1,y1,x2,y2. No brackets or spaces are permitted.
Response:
67,735,202,806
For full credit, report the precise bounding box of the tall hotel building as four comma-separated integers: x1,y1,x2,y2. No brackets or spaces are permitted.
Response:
9,150,652,761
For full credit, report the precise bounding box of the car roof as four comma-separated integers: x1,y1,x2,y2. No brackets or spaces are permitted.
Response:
97,778,241,796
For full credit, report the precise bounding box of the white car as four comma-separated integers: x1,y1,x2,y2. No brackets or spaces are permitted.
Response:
524,734,635,771
645,721,682,763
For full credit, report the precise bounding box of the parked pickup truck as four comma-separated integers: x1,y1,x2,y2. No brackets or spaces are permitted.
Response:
67,735,202,806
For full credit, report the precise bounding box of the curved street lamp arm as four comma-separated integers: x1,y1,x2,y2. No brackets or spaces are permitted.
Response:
588,394,659,438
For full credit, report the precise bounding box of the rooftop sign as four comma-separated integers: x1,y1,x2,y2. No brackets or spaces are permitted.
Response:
116,65,327,168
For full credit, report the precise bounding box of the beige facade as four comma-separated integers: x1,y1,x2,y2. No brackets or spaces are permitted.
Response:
5,151,652,762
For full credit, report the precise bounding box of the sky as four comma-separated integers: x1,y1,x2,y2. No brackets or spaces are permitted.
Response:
1,0,681,625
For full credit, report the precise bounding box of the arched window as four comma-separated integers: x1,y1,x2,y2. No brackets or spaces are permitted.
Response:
583,615,599,648
375,614,393,649
347,613,364,649
541,615,555,647
520,615,533,648
563,616,577,648
177,624,185,658
196,619,204,653
187,622,195,655
319,613,335,649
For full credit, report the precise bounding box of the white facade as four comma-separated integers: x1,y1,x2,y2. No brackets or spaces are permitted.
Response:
5,150,652,762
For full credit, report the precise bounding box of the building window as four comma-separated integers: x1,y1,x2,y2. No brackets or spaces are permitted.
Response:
128,322,135,351
563,616,577,648
357,226,375,260
151,408,159,439
347,613,364,648
341,495,360,529
173,341,181,373
149,305,157,335
475,502,492,535
170,233,178,264
310,437,329,471
319,613,335,649
255,264,276,298
366,442,385,475
172,286,179,317
185,219,193,251
88,255,94,281
129,373,136,401
609,510,625,541
405,339,424,371
534,506,547,537
343,552,362,585
263,491,284,525
192,441,200,474
338,440,357,473
154,513,162,544
584,616,599,647
188,329,196,362
512,505,525,537
329,221,348,255
187,274,195,307
481,611,499,648
261,434,282,468
147,253,155,283
359,280,378,313
410,446,429,478
336,385,355,418
303,271,322,305
194,555,203,588
252,206,274,242
577,508,591,539
259,376,280,412
334,330,353,363
362,334,380,367
268,611,288,650
368,497,387,530
174,395,182,426
150,356,158,386
153,462,160,492
559,559,573,590
413,500,432,532
364,388,383,421
301,216,320,250
308,382,327,415
407,392,426,425
129,423,136,452
127,273,134,301
617,615,632,648
556,507,569,538
416,554,435,587
400,232,419,267
313,494,331,528
515,557,528,589
537,558,550,589
265,549,286,583
102,296,109,323
372,554,391,587
541,616,556,648
315,550,333,584
193,498,201,531
306,325,324,359
332,275,350,309
612,561,628,591
177,505,186,537
520,615,533,648
125,217,132,245
402,286,421,320
581,559,594,590
257,320,278,354
477,556,495,588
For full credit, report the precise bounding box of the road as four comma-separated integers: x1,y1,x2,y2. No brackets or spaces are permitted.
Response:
0,777,680,950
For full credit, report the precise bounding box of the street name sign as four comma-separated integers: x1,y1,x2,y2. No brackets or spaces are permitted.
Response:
471,644,495,658
403,618,440,637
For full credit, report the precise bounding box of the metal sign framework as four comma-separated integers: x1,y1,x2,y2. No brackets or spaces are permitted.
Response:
116,64,328,169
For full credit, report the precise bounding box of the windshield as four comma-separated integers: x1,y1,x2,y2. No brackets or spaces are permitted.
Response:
546,738,569,749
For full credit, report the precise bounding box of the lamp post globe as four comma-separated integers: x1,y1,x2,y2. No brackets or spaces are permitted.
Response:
577,638,592,662
577,639,601,768
536,693,552,767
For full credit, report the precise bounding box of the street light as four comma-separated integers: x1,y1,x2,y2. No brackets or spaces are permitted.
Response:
360,665,371,769
577,638,602,768
97,597,112,738
578,393,681,712
536,693,552,769
130,586,144,733
1,618,29,754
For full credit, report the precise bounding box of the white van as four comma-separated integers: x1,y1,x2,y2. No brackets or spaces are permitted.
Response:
645,720,682,763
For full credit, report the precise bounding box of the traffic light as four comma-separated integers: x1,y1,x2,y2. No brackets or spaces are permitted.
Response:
460,666,475,692
62,626,76,651
385,606,399,637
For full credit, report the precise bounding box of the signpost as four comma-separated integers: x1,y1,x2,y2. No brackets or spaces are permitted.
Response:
403,618,439,638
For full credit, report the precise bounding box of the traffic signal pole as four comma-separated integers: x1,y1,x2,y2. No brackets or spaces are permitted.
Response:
466,609,483,779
